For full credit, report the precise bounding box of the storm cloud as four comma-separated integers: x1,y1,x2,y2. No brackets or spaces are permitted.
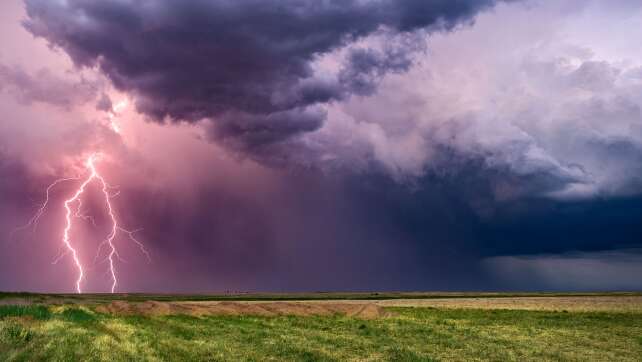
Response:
23,0,501,150
1,0,641,293
303,0,642,200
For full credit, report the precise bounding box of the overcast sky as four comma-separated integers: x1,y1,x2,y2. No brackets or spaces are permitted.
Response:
1,0,641,293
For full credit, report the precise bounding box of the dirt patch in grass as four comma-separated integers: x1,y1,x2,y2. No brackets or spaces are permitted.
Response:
95,301,391,319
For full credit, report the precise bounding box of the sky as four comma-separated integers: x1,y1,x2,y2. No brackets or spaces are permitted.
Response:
0,0,641,293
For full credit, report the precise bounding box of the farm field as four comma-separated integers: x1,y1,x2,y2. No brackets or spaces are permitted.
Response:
0,292,641,361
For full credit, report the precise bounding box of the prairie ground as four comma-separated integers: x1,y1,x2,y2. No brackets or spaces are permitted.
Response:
373,295,642,312
0,292,641,361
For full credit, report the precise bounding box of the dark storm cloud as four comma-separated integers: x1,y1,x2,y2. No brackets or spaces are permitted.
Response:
338,31,426,96
476,196,642,256
211,107,326,150
23,0,500,149
485,249,642,291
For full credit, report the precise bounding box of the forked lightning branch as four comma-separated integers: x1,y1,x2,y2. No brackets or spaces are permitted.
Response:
13,153,150,293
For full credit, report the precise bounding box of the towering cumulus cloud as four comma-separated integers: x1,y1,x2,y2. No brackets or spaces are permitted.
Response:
23,0,500,152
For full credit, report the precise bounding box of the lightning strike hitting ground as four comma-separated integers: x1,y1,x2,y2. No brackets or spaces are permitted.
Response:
14,153,150,294
11,98,148,293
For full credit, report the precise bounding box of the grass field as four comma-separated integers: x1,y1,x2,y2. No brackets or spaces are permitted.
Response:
0,293,641,361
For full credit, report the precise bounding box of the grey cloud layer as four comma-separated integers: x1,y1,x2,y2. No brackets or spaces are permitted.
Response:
23,0,499,149
0,64,99,108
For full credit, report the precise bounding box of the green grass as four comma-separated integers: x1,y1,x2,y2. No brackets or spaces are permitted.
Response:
0,305,641,361
0,305,51,320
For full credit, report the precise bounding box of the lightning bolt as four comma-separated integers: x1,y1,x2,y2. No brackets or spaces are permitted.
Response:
10,177,79,239
14,153,150,293
12,99,148,293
